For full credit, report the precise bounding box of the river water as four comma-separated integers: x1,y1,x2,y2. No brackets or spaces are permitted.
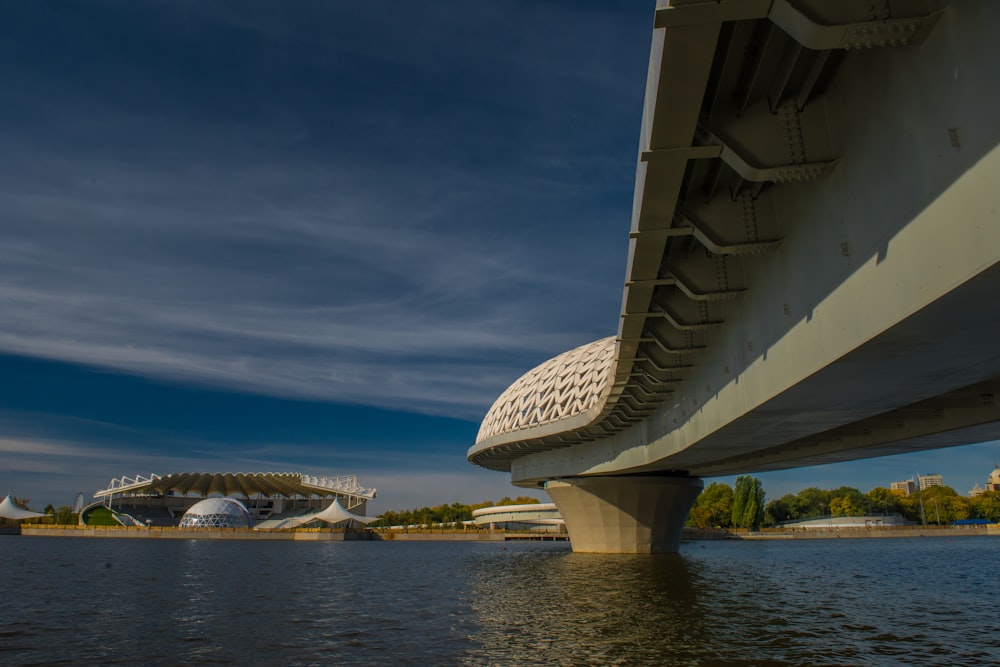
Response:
1,535,997,666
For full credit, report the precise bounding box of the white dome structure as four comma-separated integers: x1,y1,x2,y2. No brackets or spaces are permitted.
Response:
476,336,616,444
178,497,253,529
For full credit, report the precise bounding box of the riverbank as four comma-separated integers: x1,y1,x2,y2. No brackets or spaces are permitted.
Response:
381,531,567,542
10,524,562,542
9,524,998,542
14,524,370,540
691,524,1000,541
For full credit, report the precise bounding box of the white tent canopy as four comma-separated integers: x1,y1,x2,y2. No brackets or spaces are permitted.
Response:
0,495,47,521
280,499,376,529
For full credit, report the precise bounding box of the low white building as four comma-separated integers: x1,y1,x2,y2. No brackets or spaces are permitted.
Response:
779,515,914,529
471,503,564,531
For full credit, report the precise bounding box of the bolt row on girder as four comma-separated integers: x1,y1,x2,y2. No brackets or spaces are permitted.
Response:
601,0,944,446
471,0,945,472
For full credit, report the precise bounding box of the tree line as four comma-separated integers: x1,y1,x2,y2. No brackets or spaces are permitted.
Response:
686,478,1000,530
767,484,1000,525
369,496,541,528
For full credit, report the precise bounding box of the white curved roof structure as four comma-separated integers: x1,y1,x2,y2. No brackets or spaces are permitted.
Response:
95,472,376,501
268,499,376,529
310,499,376,525
473,337,617,457
0,495,47,521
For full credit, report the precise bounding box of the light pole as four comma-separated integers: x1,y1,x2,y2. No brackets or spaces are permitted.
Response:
916,473,927,527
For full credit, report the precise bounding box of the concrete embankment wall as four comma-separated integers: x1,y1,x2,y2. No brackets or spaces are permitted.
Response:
17,525,362,541
376,531,506,542
18,525,996,542
731,525,1000,540
14,526,525,542
682,528,733,541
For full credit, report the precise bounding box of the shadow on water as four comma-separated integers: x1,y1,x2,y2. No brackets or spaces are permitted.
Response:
466,545,724,666
461,539,1000,667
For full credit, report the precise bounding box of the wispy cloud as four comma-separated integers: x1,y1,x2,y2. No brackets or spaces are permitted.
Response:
0,433,233,497
0,2,646,419
0,436,126,459
0,2,653,507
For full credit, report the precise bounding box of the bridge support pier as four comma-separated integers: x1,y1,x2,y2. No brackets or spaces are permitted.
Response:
545,475,703,554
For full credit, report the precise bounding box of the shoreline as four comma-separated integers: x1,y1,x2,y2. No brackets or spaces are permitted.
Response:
8,525,562,542
5,524,998,542
686,524,1000,541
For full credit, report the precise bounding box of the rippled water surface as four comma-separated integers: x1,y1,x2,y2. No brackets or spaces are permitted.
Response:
1,535,998,665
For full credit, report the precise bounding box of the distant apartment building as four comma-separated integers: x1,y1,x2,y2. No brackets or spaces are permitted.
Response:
918,474,944,491
891,479,916,496
891,475,943,496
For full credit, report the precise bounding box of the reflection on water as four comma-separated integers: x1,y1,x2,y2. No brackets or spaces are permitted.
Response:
469,548,705,666
1,537,998,665
467,539,1000,666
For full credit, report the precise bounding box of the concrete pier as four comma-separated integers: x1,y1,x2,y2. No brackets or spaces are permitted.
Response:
470,0,1000,559
545,476,702,553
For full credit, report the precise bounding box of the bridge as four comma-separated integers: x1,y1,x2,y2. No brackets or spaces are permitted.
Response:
468,0,1000,553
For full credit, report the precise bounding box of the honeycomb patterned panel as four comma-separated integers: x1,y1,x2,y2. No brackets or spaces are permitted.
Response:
476,336,616,443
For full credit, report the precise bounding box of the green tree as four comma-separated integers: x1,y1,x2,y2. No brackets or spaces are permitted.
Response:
796,487,831,518
829,495,864,517
865,487,902,515
764,496,789,525
369,496,540,528
896,492,923,523
764,498,783,525
969,491,1000,522
686,483,733,528
896,485,969,524
53,506,77,525
920,486,968,524
766,487,828,520
831,487,866,512
731,475,765,530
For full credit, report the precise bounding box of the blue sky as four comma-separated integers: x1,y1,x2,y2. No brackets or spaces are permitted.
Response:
1,2,996,513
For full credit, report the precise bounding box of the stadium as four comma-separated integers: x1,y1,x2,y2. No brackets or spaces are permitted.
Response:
80,471,377,530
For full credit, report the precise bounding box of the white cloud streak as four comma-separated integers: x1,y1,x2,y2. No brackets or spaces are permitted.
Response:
0,89,629,419
0,2,649,514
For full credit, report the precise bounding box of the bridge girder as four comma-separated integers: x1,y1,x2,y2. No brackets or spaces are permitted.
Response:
469,0,1000,494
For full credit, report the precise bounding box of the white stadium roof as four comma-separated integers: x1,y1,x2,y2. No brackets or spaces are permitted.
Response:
95,472,376,501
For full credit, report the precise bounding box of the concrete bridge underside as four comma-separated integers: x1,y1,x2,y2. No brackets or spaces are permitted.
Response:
469,0,1000,552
